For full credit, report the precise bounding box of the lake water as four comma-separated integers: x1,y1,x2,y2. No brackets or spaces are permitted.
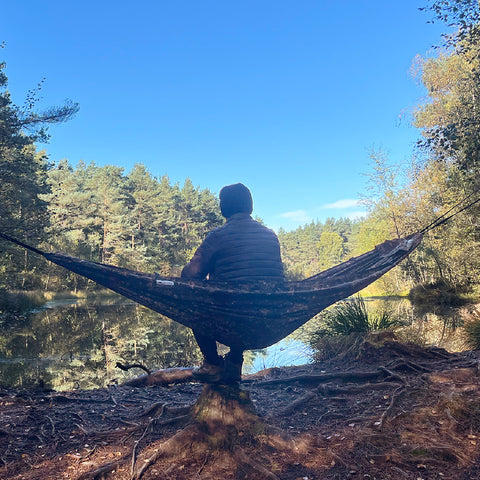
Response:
0,296,317,390
0,295,469,390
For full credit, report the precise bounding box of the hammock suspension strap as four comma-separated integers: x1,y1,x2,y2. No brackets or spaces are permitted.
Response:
419,191,480,234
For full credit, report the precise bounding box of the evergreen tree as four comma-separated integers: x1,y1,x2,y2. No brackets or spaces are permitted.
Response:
0,59,78,289
125,163,161,271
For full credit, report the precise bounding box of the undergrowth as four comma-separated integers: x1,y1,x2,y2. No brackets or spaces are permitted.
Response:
0,289,46,313
311,296,402,337
308,296,404,361
463,306,480,349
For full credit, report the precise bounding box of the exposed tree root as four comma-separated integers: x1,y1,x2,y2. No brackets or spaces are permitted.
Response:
140,402,191,419
277,379,405,417
383,341,451,359
92,405,192,441
77,455,130,480
278,390,318,416
233,448,280,480
376,385,407,430
131,384,272,479
256,369,387,386
4,344,480,480
385,357,431,373
378,366,407,383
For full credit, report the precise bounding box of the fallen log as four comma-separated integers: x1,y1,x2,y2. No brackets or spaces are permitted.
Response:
122,367,194,387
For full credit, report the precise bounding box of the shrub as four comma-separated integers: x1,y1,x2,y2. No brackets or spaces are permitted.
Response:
408,279,469,311
309,332,365,362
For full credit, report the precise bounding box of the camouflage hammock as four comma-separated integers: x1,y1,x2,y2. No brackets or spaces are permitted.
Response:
0,232,422,350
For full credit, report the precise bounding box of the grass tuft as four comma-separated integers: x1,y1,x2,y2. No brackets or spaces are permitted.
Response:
308,296,404,361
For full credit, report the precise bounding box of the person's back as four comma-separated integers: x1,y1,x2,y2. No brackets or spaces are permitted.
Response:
207,212,283,282
181,183,284,383
181,184,284,283
182,212,283,282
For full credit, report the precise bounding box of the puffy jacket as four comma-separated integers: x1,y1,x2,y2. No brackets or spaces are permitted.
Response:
181,213,284,282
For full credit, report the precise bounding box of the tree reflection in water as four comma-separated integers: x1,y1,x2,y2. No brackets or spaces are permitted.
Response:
0,299,203,390
0,296,468,390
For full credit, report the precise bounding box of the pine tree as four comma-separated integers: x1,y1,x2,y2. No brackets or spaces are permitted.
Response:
0,59,78,289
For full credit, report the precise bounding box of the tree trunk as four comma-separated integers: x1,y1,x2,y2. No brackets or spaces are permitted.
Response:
132,383,277,480
192,384,265,448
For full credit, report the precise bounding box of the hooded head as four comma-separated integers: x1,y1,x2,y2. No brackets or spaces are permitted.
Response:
219,183,253,219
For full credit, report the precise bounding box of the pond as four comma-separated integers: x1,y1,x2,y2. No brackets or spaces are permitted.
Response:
0,294,470,390
0,295,314,390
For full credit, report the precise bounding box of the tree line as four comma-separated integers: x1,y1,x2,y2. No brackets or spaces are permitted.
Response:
2,0,480,298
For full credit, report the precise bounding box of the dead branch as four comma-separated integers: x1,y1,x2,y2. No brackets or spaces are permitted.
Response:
116,362,151,375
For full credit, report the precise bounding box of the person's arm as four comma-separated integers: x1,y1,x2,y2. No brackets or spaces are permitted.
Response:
181,234,215,280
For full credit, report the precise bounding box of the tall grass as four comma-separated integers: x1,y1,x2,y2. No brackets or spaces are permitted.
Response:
308,296,404,361
312,296,402,337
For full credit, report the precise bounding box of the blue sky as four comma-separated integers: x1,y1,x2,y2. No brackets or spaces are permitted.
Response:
2,1,446,231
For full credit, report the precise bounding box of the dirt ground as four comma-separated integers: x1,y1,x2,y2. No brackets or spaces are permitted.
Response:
2,335,480,480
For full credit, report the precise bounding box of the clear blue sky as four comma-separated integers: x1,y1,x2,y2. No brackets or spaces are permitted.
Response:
2,1,446,231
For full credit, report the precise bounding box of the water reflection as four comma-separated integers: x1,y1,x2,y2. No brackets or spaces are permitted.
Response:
0,298,203,390
364,296,469,351
0,297,314,390
0,295,472,390
247,339,313,373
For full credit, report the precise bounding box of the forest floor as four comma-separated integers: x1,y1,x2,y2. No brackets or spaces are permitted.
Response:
1,334,480,480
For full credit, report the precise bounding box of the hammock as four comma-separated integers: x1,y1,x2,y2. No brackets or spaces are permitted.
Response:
0,231,422,350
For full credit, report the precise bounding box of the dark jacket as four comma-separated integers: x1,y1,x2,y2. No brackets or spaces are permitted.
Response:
181,213,284,282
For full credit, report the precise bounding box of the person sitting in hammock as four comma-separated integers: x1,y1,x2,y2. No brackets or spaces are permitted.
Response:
181,183,284,383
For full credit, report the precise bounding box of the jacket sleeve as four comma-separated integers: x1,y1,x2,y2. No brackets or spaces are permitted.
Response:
181,233,216,280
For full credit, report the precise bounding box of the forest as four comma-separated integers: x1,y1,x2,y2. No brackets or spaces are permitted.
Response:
2,13,480,300
3,2,480,480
